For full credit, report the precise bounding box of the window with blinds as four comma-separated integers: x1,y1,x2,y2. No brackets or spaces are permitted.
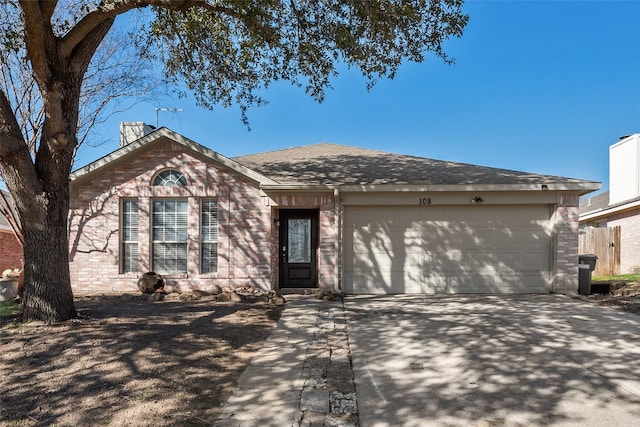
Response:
201,198,218,273
121,199,139,273
152,199,188,273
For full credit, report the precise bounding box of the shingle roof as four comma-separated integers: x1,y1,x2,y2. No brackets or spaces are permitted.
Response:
579,191,610,214
71,127,277,186
233,143,594,186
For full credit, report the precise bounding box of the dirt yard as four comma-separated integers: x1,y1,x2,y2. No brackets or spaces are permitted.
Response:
0,294,283,426
582,281,640,313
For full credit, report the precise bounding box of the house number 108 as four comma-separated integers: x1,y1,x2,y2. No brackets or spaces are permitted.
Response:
419,197,432,205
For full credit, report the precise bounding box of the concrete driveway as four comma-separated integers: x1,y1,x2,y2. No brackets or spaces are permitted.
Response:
344,295,640,427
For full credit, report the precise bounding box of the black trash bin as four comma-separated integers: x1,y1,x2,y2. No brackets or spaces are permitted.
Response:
579,254,598,271
578,265,592,295
578,254,598,295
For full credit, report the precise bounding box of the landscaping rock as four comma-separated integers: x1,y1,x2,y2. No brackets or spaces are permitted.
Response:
300,389,330,412
324,413,358,427
234,285,267,297
314,290,343,301
269,292,286,306
329,391,357,415
191,289,210,298
300,410,326,426
139,292,165,302
228,291,243,302
0,278,18,301
137,272,165,294
215,292,231,302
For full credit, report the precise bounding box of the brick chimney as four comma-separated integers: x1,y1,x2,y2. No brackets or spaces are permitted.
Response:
119,122,155,147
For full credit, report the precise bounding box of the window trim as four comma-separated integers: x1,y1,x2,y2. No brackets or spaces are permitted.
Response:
152,169,188,187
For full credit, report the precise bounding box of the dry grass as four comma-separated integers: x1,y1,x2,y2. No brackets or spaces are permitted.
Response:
0,294,282,426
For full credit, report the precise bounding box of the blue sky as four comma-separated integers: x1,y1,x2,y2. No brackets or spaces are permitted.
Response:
76,0,640,194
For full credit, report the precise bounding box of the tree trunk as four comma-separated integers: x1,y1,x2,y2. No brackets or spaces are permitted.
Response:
0,4,117,323
0,87,77,323
20,179,76,322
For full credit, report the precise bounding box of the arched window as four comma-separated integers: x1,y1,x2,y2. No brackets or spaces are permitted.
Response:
153,169,187,186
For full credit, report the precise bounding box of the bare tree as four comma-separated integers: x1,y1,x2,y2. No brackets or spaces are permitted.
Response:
0,6,161,156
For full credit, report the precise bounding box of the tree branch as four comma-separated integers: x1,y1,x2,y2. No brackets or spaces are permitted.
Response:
0,87,27,159
68,17,115,77
59,5,128,60
60,0,223,61
0,190,23,246
38,0,59,24
0,87,42,212
19,0,56,83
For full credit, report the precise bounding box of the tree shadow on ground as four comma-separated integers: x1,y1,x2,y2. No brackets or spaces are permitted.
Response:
345,295,640,426
0,297,282,426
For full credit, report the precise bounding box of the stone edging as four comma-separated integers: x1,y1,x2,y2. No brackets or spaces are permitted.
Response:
298,299,359,426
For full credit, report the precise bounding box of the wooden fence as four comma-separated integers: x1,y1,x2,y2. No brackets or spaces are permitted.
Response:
578,226,621,277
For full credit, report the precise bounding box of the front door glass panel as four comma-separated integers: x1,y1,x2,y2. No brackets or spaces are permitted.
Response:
288,218,311,263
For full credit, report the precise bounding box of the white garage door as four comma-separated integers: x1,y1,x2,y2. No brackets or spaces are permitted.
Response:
343,205,552,294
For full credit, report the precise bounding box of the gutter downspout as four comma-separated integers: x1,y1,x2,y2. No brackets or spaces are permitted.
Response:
334,188,340,292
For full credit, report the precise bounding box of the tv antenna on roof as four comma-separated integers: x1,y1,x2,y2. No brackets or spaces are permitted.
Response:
155,107,183,128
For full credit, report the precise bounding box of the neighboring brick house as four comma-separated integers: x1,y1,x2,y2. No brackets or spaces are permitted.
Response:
69,123,599,294
580,134,640,274
0,190,23,275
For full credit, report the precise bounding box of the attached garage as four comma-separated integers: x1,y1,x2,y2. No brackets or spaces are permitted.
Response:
237,141,600,294
344,204,553,294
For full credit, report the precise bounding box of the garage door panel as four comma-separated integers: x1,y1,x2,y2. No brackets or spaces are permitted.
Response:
344,205,552,294
347,271,550,295
352,246,549,272
352,226,392,253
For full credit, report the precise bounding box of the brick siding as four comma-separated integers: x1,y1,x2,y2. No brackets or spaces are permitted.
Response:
606,208,640,274
70,141,273,293
0,229,23,273
69,140,339,293
553,195,580,293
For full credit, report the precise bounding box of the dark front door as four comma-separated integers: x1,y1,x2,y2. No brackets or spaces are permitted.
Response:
279,209,318,288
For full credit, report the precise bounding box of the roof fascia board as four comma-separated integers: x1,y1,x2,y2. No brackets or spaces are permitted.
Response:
260,184,336,192
70,128,278,186
260,182,600,194
337,183,601,193
579,198,640,222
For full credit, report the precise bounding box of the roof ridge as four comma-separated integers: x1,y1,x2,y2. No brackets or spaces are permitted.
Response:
233,142,344,158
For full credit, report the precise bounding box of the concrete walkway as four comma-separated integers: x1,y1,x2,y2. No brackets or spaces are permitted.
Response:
214,295,358,427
